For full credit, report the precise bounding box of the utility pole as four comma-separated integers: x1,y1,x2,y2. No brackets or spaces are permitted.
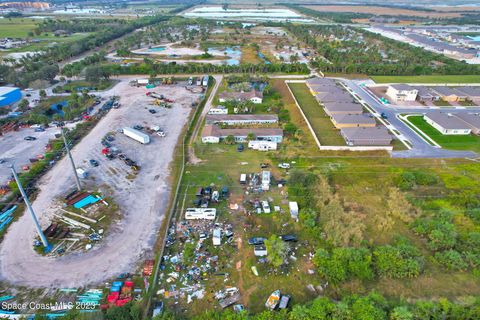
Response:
10,165,51,251
61,127,81,192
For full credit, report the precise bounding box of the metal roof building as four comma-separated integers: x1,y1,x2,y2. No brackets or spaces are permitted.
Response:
0,87,22,107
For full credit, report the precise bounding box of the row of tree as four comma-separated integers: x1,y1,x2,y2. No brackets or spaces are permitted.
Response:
286,24,480,76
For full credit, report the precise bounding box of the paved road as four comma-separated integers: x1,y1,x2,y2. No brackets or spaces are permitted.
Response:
342,79,478,159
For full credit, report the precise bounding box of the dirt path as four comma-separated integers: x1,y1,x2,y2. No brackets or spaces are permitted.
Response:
0,80,199,288
188,75,223,165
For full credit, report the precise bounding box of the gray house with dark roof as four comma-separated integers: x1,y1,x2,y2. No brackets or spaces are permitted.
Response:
424,111,471,135
340,127,392,146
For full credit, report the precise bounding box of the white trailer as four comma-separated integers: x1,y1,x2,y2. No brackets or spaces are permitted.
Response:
289,201,299,220
202,75,209,87
248,141,277,151
240,173,247,185
185,208,216,220
137,79,149,85
123,127,150,144
261,171,271,191
208,107,228,115
213,228,222,246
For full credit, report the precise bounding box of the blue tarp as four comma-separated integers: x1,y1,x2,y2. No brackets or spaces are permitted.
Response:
49,100,68,117
73,195,102,209
0,205,16,221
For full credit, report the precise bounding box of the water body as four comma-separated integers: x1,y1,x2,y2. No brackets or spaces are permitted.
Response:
467,35,480,42
258,52,271,64
208,46,241,65
148,46,166,52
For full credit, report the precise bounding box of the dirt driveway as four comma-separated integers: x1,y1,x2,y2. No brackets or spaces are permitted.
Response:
0,80,201,288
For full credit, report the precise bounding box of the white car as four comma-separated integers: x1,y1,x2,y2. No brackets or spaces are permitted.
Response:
261,201,271,214
278,163,290,169
156,131,166,137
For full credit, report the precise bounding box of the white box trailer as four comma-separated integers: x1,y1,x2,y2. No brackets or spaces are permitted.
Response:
185,208,216,220
261,171,271,191
240,174,247,184
213,228,222,246
202,75,209,87
123,127,150,144
248,140,277,151
289,201,299,220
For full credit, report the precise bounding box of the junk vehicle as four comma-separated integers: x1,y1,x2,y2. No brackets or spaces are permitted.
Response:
123,127,150,144
278,294,291,309
265,290,281,310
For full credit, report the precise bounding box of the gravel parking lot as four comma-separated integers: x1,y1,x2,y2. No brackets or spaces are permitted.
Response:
0,126,61,186
0,80,202,287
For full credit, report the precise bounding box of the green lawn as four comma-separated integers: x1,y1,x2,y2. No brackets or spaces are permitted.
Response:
371,75,480,84
408,115,480,152
0,18,38,38
433,100,451,107
288,82,346,146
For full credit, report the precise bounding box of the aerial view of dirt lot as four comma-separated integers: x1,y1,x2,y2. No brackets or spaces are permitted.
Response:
0,80,202,288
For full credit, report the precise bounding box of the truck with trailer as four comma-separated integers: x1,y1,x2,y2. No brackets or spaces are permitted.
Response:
122,127,150,144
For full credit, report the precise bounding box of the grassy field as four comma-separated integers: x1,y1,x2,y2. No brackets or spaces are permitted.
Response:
241,45,262,64
371,75,480,84
0,18,39,38
408,115,480,152
157,77,480,317
288,82,346,146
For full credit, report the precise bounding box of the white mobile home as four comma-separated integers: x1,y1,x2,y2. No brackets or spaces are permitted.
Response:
185,208,217,220
248,140,278,151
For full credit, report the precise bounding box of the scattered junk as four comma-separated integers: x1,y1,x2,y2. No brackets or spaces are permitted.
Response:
265,290,281,310
289,201,299,221
122,127,150,144
102,280,135,309
143,260,155,276
38,190,110,256
251,266,259,276
215,287,240,309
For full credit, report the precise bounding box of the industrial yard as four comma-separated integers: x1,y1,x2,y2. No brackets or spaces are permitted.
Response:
0,79,203,287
